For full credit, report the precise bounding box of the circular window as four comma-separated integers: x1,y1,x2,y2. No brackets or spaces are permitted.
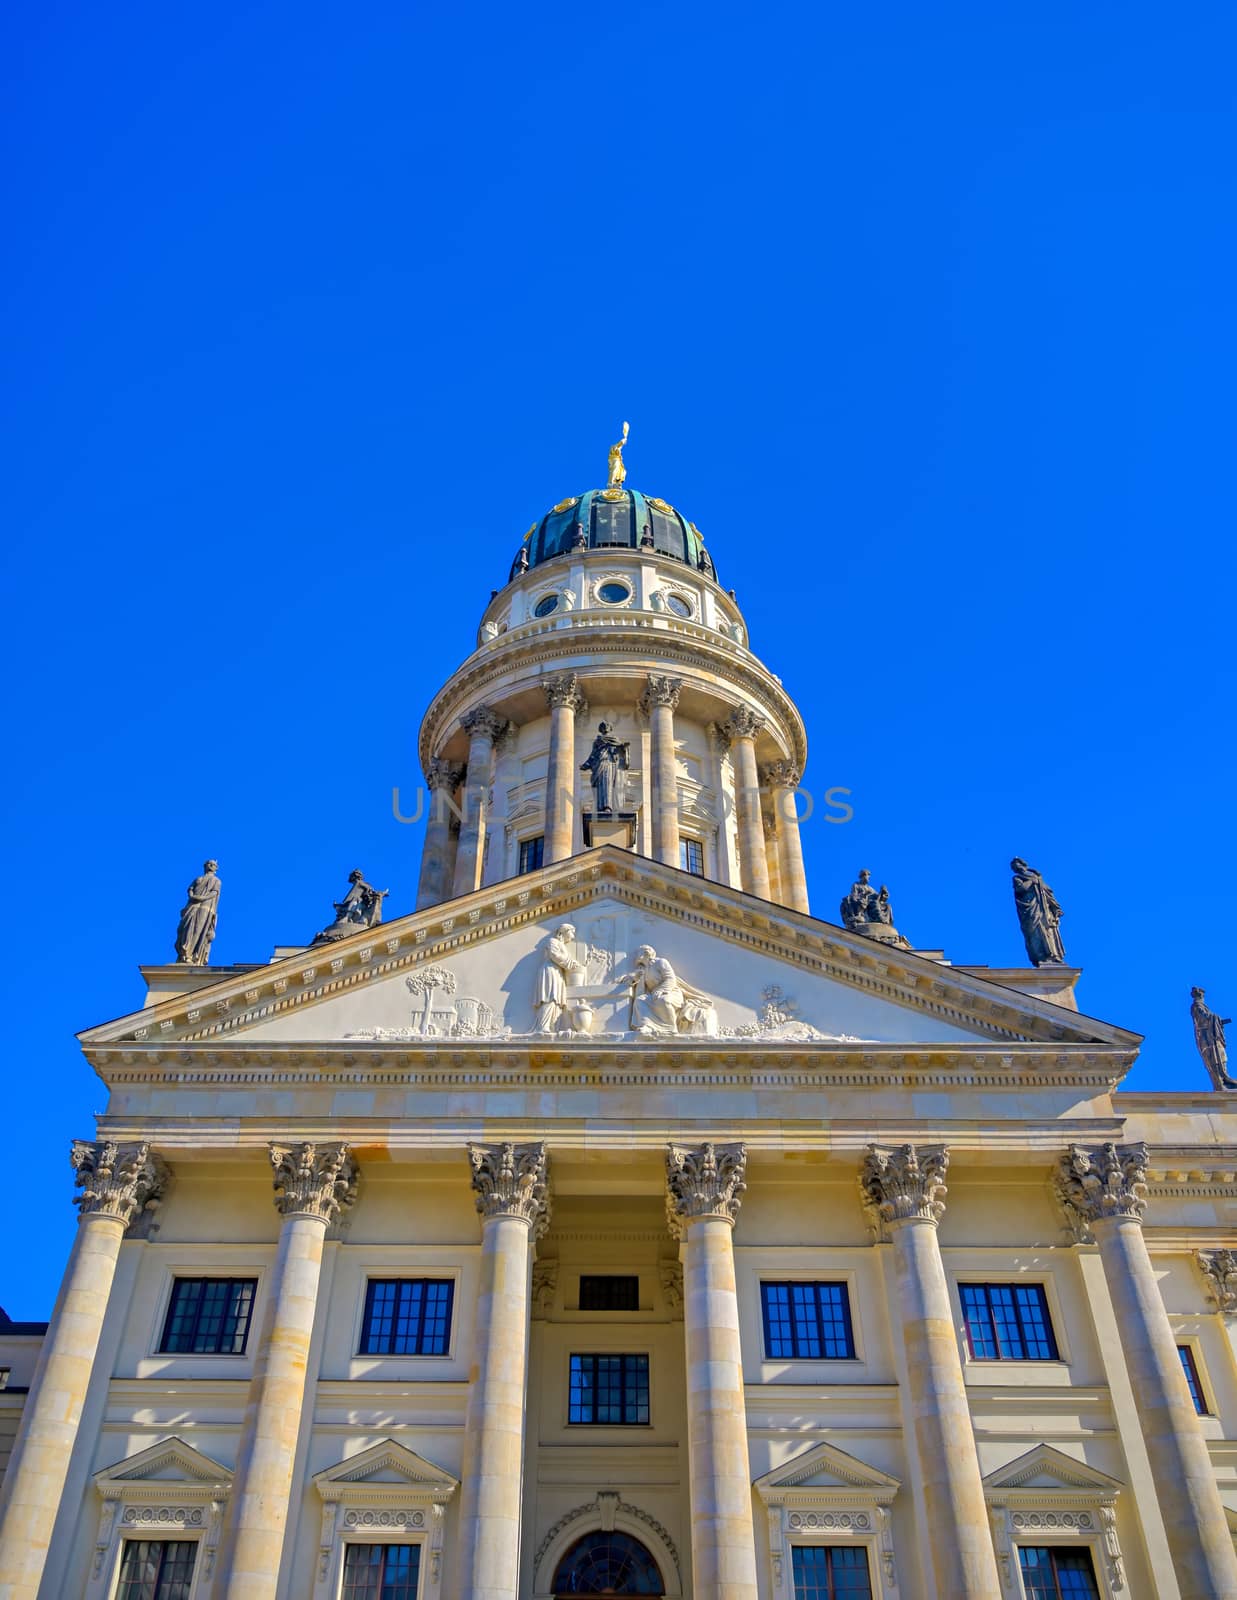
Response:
666,593,692,618
533,594,560,618
598,580,632,605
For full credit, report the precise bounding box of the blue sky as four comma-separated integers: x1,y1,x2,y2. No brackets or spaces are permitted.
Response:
3,1,1236,1313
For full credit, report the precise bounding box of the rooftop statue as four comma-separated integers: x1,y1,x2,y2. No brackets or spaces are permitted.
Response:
174,859,220,965
580,721,630,815
840,869,906,947
607,421,630,490
1011,857,1066,966
1191,987,1235,1090
311,869,389,946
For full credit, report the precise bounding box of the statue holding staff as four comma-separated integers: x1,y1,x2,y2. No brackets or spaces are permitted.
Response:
1192,987,1235,1090
174,859,220,965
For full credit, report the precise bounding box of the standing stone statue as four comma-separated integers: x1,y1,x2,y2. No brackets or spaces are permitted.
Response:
1191,987,1235,1090
311,869,389,946
174,860,220,965
580,722,630,815
1011,857,1066,966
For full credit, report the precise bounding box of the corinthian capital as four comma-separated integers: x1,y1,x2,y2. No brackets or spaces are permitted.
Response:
543,672,587,714
759,759,801,790
425,758,465,793
641,674,683,712
1197,1249,1237,1315
460,705,509,743
71,1140,169,1229
665,1141,748,1236
721,705,764,744
269,1142,358,1223
860,1144,949,1237
1054,1143,1148,1242
468,1141,551,1236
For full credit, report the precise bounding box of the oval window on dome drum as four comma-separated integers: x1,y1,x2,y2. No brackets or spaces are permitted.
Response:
666,594,692,618
533,594,560,618
551,1529,664,1595
598,580,631,605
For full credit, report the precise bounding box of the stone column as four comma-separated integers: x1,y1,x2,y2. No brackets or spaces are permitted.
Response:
1056,1145,1237,1599
457,1142,550,1600
707,723,740,887
417,759,465,909
666,1142,759,1600
860,1144,1001,1599
761,759,809,914
722,707,769,900
454,707,509,898
543,674,586,864
0,1142,167,1600
761,811,783,903
215,1142,357,1600
642,675,683,867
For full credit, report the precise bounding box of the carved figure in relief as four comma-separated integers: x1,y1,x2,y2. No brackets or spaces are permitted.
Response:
1191,987,1235,1090
311,869,389,946
607,421,630,489
534,923,590,1035
174,860,220,965
1011,857,1066,966
580,722,630,815
617,945,718,1037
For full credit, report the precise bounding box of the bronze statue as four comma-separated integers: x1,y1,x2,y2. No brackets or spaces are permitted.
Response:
174,860,220,965
840,869,878,930
580,721,630,815
607,421,630,490
1191,988,1235,1090
311,869,389,946
1011,857,1066,966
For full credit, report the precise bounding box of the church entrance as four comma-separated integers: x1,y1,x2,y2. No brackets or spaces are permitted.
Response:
551,1528,665,1595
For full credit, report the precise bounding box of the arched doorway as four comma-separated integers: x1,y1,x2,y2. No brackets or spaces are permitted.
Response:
552,1528,665,1595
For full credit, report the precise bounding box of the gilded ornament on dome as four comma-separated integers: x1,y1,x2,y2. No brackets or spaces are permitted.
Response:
523,522,537,542
600,487,626,501
552,497,579,514
647,496,673,514
607,421,629,489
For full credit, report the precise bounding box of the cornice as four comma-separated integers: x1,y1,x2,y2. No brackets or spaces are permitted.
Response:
79,849,1137,1056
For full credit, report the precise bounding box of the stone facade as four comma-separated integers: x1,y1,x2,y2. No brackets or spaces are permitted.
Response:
1,471,1235,1600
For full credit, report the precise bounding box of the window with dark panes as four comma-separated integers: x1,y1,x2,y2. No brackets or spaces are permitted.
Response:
679,837,705,876
115,1539,197,1600
159,1278,256,1354
1178,1344,1209,1414
568,1353,649,1424
791,1543,873,1598
360,1279,454,1356
761,1282,855,1360
341,1542,421,1600
579,1274,639,1311
959,1283,1059,1360
593,498,633,547
518,835,545,874
1017,1545,1100,1598
649,507,686,562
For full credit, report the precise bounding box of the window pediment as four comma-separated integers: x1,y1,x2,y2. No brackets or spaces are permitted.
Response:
312,1439,458,1598
983,1446,1124,1596
755,1442,900,1596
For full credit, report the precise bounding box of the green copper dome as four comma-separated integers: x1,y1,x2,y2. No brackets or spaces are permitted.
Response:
508,489,717,585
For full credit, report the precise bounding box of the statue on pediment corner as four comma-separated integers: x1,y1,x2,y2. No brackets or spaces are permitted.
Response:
311,870,389,946
1191,987,1235,1090
174,859,220,966
840,869,906,947
1011,857,1066,966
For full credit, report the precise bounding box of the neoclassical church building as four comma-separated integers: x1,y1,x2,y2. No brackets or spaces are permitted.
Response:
1,439,1236,1600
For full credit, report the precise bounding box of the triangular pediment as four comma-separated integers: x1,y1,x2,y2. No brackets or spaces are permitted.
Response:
80,849,1137,1059
754,1440,901,1497
94,1436,231,1489
313,1438,458,1498
983,1444,1123,1497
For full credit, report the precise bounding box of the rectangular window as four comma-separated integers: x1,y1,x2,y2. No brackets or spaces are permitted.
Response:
579,1275,640,1312
341,1542,422,1600
959,1283,1059,1361
159,1278,257,1354
1017,1545,1100,1599
568,1353,650,1424
1178,1344,1209,1414
360,1279,454,1356
791,1544,873,1598
116,1539,198,1600
679,837,705,876
761,1282,855,1360
518,835,545,874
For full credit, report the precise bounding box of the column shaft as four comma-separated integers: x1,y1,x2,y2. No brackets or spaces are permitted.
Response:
774,786,808,913
454,711,506,898
730,734,768,899
1095,1218,1237,1598
543,676,584,863
0,1215,125,1600
643,677,683,867
417,762,463,910
762,812,783,902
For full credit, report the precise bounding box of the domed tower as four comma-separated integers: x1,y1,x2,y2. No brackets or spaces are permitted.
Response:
415,433,809,912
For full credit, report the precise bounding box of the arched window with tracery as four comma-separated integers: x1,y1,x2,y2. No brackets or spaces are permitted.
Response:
551,1528,665,1595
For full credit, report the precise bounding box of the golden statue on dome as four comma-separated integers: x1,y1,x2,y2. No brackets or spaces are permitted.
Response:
607,421,630,490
